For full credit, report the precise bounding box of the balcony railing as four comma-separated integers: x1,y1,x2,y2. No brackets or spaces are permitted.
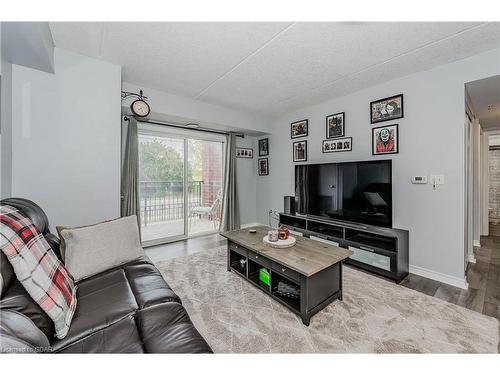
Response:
140,180,203,226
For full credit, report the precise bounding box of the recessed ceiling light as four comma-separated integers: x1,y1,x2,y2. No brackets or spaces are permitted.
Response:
186,122,200,128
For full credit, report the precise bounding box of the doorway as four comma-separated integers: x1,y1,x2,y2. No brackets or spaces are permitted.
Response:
138,124,225,246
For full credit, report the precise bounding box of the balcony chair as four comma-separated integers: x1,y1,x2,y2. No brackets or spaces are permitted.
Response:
189,190,222,230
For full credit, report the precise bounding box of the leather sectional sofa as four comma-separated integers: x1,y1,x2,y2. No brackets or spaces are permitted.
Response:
0,198,212,353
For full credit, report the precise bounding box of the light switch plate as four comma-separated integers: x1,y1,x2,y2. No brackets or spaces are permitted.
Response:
430,175,445,185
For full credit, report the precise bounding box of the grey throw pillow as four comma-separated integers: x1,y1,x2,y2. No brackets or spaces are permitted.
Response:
58,216,145,281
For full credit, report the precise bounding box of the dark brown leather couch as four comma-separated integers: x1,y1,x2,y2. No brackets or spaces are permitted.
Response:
0,198,212,354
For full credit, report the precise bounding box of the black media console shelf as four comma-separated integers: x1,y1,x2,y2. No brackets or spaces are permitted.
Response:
279,213,409,283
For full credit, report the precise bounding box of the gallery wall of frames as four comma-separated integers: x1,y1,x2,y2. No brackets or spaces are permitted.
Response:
254,93,403,175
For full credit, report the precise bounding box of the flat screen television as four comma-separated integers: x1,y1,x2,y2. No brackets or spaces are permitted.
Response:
295,160,392,228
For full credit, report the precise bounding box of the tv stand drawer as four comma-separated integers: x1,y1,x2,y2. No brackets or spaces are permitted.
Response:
272,262,300,283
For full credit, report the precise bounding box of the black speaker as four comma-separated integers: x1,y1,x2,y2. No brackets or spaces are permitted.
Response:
284,196,295,215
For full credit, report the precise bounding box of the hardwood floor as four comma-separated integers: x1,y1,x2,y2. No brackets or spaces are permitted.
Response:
145,233,227,263
400,232,500,320
147,228,500,321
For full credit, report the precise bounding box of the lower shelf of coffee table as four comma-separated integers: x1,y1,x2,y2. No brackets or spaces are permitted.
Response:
226,240,343,325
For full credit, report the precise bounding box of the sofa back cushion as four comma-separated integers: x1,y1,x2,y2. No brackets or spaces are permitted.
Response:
58,216,145,282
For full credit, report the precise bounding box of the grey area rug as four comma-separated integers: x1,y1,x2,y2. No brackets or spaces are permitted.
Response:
156,247,499,353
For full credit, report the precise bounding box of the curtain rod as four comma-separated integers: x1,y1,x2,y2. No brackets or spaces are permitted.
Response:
123,116,244,138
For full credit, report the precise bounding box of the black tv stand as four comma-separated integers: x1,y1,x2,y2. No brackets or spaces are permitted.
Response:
279,213,409,283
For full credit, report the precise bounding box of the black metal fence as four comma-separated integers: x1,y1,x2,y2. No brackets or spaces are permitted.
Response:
140,180,203,226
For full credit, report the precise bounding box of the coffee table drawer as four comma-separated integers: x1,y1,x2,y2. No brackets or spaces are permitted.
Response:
229,241,247,257
272,262,300,283
247,250,271,268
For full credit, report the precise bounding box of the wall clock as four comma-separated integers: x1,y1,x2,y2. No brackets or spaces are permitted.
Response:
131,99,151,118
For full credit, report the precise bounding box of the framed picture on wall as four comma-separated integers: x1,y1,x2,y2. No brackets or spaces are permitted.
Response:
326,112,345,138
291,119,308,139
322,137,352,153
258,138,269,156
370,94,404,124
258,158,269,176
236,147,253,158
372,124,399,155
293,140,307,162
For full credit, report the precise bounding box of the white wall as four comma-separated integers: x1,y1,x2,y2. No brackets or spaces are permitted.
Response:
256,48,500,285
473,119,482,246
10,48,122,229
236,136,257,225
1,23,13,198
122,82,271,135
480,132,490,236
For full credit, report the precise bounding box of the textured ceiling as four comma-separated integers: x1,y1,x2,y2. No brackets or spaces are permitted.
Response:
466,75,500,130
49,22,500,117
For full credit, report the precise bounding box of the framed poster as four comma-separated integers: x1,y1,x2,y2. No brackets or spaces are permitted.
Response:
258,158,269,176
291,119,308,139
372,124,399,155
370,94,404,124
258,138,269,156
326,112,345,138
293,140,307,162
322,137,352,153
236,147,253,158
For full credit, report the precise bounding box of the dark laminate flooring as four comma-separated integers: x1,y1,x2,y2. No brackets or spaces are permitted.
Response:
145,233,227,263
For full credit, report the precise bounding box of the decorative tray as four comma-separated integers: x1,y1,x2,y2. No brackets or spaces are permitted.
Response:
262,235,296,248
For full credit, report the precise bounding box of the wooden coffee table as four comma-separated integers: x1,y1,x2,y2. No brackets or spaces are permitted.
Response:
221,226,352,325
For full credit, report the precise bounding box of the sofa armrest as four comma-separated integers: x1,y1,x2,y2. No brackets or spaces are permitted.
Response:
45,233,63,262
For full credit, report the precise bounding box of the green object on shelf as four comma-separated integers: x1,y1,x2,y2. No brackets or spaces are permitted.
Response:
259,268,270,286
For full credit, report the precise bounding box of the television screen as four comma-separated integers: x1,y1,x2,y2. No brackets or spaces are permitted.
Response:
295,160,392,227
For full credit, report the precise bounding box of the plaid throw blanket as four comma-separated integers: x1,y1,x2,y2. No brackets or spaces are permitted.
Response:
0,205,77,339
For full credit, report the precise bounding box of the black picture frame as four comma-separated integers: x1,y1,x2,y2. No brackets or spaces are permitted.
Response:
325,112,345,139
293,140,308,162
258,138,269,156
370,94,404,124
372,124,399,155
258,158,269,176
235,147,253,158
290,119,308,139
322,137,352,153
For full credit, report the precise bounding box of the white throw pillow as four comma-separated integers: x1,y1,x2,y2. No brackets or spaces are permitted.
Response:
58,216,144,281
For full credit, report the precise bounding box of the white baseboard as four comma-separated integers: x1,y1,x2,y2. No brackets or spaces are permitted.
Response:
468,254,477,264
409,265,469,290
473,240,481,248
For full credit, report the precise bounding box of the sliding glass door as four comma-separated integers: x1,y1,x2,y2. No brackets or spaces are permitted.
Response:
138,134,186,243
138,125,225,245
